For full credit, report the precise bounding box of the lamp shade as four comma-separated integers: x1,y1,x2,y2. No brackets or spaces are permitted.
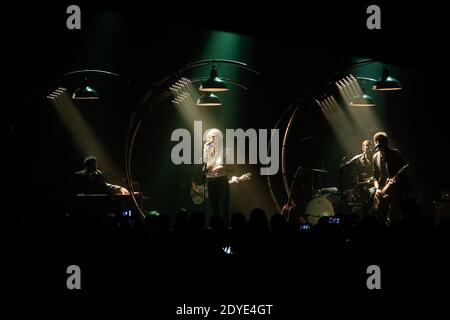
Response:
349,94,376,107
373,76,402,91
199,65,229,92
373,65,402,91
196,93,222,107
72,84,99,100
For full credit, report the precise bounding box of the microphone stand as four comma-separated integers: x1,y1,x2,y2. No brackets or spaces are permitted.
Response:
335,152,368,216
300,167,330,198
201,156,209,220
202,142,213,220
283,165,303,221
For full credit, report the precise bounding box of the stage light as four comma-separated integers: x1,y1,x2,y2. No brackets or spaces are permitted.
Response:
349,92,376,107
72,77,99,100
49,69,129,101
199,65,229,92
336,75,376,107
373,65,402,91
196,92,222,107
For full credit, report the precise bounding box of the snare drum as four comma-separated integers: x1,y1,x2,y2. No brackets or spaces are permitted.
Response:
305,196,335,225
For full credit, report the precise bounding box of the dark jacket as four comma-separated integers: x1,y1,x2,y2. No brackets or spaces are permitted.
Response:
372,148,408,193
72,169,120,194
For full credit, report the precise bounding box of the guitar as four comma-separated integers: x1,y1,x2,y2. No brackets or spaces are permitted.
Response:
282,167,303,221
191,173,252,205
373,164,409,210
281,197,296,221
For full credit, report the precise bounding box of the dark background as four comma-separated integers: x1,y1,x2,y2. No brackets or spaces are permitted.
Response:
1,0,450,307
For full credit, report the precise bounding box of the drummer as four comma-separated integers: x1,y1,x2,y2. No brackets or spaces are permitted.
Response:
354,139,374,218
355,139,373,185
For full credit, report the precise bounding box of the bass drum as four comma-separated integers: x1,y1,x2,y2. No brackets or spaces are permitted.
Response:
305,196,335,225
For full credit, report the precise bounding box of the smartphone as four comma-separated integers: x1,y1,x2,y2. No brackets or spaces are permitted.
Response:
300,223,311,231
222,245,233,255
121,209,132,217
328,216,340,225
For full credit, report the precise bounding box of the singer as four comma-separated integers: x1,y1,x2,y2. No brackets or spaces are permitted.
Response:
72,155,129,195
191,129,235,226
203,128,234,226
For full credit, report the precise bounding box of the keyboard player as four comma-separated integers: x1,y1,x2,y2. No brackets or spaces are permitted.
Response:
72,155,130,195
64,156,133,228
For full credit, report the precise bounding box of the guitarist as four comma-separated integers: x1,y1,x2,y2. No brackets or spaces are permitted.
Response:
192,128,235,226
371,132,408,225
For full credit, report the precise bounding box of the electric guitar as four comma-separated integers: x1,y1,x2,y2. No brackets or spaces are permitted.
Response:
191,173,252,205
373,164,409,210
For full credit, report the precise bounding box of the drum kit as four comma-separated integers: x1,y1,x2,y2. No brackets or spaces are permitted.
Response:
299,169,373,225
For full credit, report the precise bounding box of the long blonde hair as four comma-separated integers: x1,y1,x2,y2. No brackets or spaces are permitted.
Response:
203,128,224,167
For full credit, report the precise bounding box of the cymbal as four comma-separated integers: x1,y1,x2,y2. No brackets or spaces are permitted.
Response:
309,168,329,173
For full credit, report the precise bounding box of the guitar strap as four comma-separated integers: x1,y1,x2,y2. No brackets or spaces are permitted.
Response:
377,152,389,187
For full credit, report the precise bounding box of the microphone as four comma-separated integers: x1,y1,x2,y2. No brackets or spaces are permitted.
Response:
368,143,380,153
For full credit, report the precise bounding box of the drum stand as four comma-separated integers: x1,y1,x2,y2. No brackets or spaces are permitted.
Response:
285,166,328,223
306,168,330,198
336,153,365,215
